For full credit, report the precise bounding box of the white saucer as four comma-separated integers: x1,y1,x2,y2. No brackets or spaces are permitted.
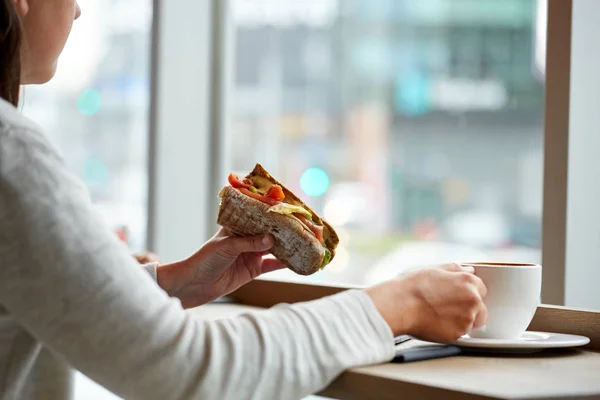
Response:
454,331,590,354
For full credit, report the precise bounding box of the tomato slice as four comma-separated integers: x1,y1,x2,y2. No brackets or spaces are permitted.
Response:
266,185,285,201
239,188,281,206
228,173,252,189
296,214,324,243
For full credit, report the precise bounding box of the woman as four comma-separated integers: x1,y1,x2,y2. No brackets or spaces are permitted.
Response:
0,1,488,399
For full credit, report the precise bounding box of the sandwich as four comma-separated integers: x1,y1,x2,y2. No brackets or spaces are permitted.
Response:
217,164,339,275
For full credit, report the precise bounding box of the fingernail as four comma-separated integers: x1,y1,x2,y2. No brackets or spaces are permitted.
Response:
262,235,273,246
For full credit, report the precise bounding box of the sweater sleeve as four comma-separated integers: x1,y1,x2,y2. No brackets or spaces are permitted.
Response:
141,261,159,281
0,127,395,400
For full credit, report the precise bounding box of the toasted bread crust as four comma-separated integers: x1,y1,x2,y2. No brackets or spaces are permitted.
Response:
217,186,326,275
246,164,339,257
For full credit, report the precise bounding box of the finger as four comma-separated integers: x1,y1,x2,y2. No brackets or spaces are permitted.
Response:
219,234,275,257
134,252,161,264
440,263,464,272
471,275,487,298
473,305,488,329
259,257,286,274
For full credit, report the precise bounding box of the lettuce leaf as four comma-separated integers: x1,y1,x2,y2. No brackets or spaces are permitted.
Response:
321,249,332,269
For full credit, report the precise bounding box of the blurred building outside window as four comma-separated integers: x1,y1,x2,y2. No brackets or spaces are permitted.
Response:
230,0,546,286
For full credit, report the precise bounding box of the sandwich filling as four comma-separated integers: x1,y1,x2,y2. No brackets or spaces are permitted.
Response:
225,171,333,268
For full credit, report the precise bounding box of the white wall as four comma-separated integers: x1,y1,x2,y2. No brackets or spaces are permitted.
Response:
565,0,600,309
148,0,215,262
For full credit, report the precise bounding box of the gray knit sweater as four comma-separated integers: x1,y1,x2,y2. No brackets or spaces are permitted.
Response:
0,98,394,400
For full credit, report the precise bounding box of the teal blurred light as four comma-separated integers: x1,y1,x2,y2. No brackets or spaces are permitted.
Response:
394,71,430,116
83,157,108,187
300,167,330,197
77,89,102,116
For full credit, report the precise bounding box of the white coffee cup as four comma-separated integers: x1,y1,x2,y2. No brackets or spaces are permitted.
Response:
462,262,542,339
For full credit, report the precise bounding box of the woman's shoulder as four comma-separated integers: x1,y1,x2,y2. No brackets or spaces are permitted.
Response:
0,98,63,164
0,97,87,208
0,97,43,133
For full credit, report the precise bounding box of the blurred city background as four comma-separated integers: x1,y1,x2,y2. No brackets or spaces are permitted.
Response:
230,0,545,285
18,0,546,398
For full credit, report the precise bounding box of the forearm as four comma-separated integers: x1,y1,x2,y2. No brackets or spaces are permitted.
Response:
183,290,395,400
154,260,194,302
365,279,418,335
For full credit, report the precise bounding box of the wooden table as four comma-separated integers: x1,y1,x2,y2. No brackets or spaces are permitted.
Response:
190,280,600,400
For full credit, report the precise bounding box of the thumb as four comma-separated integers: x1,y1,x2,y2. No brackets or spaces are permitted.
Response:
217,234,275,258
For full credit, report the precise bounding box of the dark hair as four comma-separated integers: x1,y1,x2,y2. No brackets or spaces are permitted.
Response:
0,0,22,106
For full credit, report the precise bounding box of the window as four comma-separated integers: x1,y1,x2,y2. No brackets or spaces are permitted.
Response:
228,0,545,286
21,0,153,253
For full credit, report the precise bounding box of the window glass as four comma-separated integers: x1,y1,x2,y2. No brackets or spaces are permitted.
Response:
230,0,545,286
21,0,152,252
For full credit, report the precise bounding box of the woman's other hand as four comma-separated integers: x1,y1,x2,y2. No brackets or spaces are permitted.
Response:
366,263,488,343
133,251,161,264
156,228,284,308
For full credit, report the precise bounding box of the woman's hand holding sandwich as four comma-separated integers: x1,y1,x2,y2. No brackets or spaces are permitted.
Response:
156,228,284,308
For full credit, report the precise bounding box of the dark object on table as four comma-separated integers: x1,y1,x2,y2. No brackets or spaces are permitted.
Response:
394,335,412,346
392,345,462,363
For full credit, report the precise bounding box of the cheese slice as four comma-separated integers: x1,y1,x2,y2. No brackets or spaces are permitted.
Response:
267,203,312,219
